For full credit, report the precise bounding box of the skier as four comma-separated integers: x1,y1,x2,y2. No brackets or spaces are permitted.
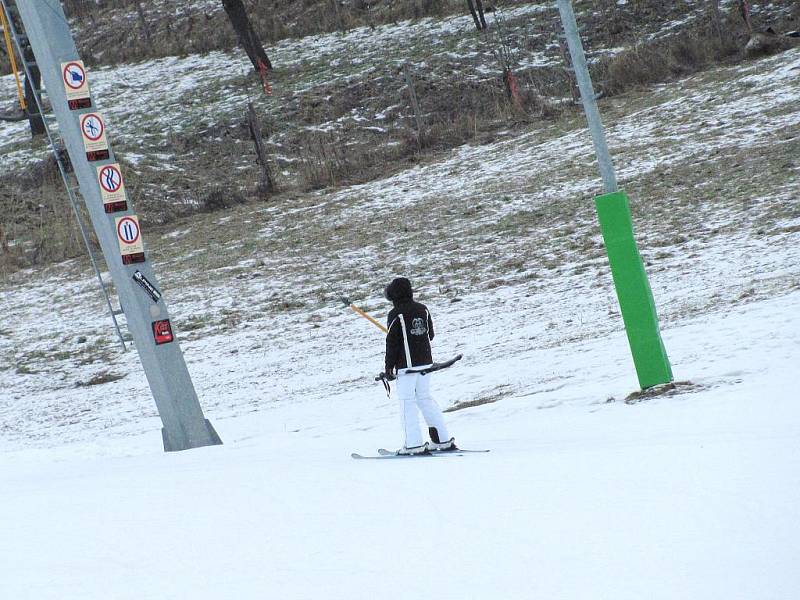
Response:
382,277,457,455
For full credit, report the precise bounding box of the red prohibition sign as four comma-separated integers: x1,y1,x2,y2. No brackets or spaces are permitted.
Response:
81,113,104,141
99,165,123,193
63,61,86,90
117,217,140,245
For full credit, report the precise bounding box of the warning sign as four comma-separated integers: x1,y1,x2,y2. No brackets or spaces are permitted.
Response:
115,215,145,264
96,163,128,213
80,113,109,161
61,60,91,109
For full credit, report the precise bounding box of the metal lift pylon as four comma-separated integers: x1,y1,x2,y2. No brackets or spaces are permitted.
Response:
2,0,127,351
4,0,222,451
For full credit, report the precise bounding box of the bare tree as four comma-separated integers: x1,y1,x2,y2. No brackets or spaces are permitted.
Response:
0,9,44,135
247,101,275,195
0,222,8,254
221,0,272,71
708,0,723,43
134,0,151,43
467,0,487,31
22,49,45,136
402,63,424,147
738,0,753,34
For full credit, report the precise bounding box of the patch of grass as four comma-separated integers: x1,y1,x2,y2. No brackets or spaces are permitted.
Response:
624,380,707,404
444,385,513,412
75,371,127,387
595,15,743,97
0,156,90,271
15,364,37,375
179,315,213,332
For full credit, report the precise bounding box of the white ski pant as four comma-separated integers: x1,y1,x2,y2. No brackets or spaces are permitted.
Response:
396,370,450,448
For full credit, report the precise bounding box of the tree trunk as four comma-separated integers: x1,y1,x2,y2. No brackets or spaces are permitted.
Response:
134,1,151,42
402,64,424,148
739,0,753,34
4,8,45,136
466,0,486,31
221,0,272,71
475,0,487,30
708,0,723,44
22,47,45,137
247,102,275,195
0,222,8,254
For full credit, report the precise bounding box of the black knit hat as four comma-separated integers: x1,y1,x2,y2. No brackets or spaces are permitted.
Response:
384,277,413,303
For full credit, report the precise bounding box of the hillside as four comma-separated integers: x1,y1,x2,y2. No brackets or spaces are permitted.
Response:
2,0,798,268
1,39,798,442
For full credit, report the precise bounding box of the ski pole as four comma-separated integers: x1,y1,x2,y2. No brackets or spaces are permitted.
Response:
340,296,388,334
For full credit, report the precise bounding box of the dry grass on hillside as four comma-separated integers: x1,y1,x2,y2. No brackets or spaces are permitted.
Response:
1,1,799,272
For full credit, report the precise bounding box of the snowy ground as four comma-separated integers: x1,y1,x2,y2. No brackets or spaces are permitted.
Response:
2,289,799,599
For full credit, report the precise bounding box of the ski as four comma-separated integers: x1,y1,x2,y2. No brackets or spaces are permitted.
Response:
378,448,489,455
351,452,445,460
377,448,457,457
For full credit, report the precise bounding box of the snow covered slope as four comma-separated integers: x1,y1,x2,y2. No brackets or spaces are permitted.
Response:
2,289,798,599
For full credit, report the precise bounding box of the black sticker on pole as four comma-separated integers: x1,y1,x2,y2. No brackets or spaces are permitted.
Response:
133,270,162,303
152,319,174,345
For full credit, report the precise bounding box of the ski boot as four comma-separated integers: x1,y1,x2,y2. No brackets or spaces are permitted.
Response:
429,437,458,452
397,443,430,456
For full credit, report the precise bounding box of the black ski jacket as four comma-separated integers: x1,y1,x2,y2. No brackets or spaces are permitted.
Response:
385,300,435,374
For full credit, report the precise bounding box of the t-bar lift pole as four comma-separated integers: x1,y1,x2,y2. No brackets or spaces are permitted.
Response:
556,0,673,389
14,0,221,450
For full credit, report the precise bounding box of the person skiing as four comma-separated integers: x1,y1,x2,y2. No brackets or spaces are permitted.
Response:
382,277,457,455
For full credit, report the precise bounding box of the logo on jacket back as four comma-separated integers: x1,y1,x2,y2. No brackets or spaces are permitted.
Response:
410,317,427,336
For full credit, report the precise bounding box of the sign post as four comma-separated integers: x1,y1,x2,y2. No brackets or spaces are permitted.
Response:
16,0,221,451
556,0,673,389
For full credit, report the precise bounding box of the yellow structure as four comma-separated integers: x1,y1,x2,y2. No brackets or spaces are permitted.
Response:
1,2,26,110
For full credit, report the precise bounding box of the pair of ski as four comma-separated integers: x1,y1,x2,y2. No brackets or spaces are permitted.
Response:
352,448,490,460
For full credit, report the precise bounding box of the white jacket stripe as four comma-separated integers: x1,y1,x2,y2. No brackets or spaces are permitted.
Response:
398,314,413,367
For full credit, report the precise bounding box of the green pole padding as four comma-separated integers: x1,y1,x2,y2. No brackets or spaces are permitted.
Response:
595,190,673,389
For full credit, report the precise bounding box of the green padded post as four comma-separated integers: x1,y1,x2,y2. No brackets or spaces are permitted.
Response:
595,191,673,389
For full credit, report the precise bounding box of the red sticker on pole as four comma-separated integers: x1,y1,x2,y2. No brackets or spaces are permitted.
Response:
152,319,174,345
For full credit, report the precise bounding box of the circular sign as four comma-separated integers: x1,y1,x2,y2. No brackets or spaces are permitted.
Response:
99,165,123,193
63,62,86,90
117,217,140,245
81,114,104,141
